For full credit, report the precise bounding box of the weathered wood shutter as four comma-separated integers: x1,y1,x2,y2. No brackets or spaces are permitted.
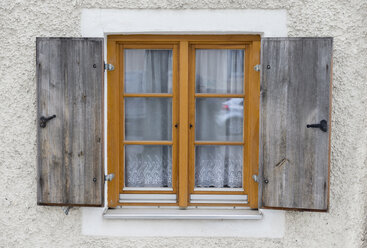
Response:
37,38,104,206
260,38,332,211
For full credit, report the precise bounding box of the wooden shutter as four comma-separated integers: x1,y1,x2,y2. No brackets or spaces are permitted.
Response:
260,38,332,211
37,38,104,206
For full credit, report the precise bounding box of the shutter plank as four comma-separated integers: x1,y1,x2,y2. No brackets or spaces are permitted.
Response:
37,38,104,206
260,38,332,211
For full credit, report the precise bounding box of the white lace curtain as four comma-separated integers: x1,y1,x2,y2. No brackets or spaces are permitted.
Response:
124,49,173,188
123,49,244,189
195,49,244,188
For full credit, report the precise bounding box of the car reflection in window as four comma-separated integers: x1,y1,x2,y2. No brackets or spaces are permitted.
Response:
216,98,243,136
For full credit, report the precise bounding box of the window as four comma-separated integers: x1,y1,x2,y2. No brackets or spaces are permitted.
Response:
37,37,332,212
107,35,261,208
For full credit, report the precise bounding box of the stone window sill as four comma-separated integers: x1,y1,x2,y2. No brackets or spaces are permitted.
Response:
103,207,263,220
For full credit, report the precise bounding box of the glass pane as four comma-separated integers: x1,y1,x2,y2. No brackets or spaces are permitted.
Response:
124,49,173,93
195,49,244,94
125,98,172,141
125,145,172,188
196,98,243,141
195,145,243,188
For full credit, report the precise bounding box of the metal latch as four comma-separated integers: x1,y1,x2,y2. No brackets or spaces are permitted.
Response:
254,64,261,72
307,119,328,132
105,173,115,181
39,115,56,128
104,63,115,71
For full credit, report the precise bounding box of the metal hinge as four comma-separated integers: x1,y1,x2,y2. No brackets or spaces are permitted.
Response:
252,174,269,184
254,64,261,72
105,173,115,181
104,63,115,71
252,174,259,183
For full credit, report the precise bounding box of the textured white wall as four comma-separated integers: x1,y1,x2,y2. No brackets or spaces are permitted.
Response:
80,9,287,37
0,1,367,248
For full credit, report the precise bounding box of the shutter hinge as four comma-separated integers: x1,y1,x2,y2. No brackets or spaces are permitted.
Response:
254,64,261,72
253,174,269,184
104,63,115,71
252,174,259,183
105,173,115,181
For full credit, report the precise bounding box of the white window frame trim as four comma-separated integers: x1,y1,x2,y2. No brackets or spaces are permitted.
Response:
81,8,286,238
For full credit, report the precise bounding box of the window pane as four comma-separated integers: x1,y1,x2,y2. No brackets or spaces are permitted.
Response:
196,98,243,141
125,145,172,188
125,98,172,141
195,49,244,94
124,49,173,93
195,145,243,188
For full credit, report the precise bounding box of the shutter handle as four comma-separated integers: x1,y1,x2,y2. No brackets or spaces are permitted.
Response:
40,115,56,128
306,120,327,132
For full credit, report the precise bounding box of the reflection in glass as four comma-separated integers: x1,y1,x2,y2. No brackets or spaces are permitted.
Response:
196,98,243,141
124,49,173,93
125,98,172,141
195,49,244,94
125,145,172,188
195,145,243,188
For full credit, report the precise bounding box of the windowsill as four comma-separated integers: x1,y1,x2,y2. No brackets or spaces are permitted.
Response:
103,207,263,220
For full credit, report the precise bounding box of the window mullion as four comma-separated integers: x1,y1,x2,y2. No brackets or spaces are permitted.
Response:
178,41,190,207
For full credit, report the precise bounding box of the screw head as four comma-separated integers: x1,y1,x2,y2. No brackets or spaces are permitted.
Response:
93,178,97,183
93,64,97,68
264,179,269,184
267,65,271,69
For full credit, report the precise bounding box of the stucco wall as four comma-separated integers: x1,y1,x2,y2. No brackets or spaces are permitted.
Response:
1,1,367,248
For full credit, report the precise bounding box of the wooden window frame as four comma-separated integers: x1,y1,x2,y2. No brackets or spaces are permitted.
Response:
119,44,179,196
107,35,260,209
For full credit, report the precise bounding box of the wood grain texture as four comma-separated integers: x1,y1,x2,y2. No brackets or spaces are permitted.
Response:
107,35,261,42
107,39,120,207
260,37,332,211
178,41,189,207
246,41,261,209
187,42,259,206
105,35,261,207
37,38,104,206
117,43,179,197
